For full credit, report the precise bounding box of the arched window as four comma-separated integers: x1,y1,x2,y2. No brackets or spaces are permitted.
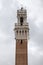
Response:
22,30,24,34
20,17,23,25
25,30,27,34
16,30,18,34
19,30,21,34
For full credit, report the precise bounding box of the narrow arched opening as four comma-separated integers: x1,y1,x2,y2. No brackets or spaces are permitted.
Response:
20,17,23,25
21,40,22,44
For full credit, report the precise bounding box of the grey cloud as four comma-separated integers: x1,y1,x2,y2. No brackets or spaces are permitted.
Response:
29,18,43,47
0,0,43,65
0,0,17,65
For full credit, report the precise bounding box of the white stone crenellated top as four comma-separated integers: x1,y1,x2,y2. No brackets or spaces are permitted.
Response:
17,7,27,17
17,7,27,24
14,7,29,40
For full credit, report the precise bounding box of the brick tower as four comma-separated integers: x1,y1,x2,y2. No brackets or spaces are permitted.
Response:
14,7,29,65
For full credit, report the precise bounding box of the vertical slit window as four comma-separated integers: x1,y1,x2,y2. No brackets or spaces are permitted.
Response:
21,40,22,44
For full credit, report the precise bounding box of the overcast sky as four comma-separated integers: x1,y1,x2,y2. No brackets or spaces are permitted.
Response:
0,0,43,65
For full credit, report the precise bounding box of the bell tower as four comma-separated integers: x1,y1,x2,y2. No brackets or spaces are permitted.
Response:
14,7,29,65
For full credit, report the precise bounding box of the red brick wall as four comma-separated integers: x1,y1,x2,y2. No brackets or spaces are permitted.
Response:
15,39,28,65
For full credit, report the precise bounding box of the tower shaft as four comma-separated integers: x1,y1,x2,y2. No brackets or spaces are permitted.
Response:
16,40,28,65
